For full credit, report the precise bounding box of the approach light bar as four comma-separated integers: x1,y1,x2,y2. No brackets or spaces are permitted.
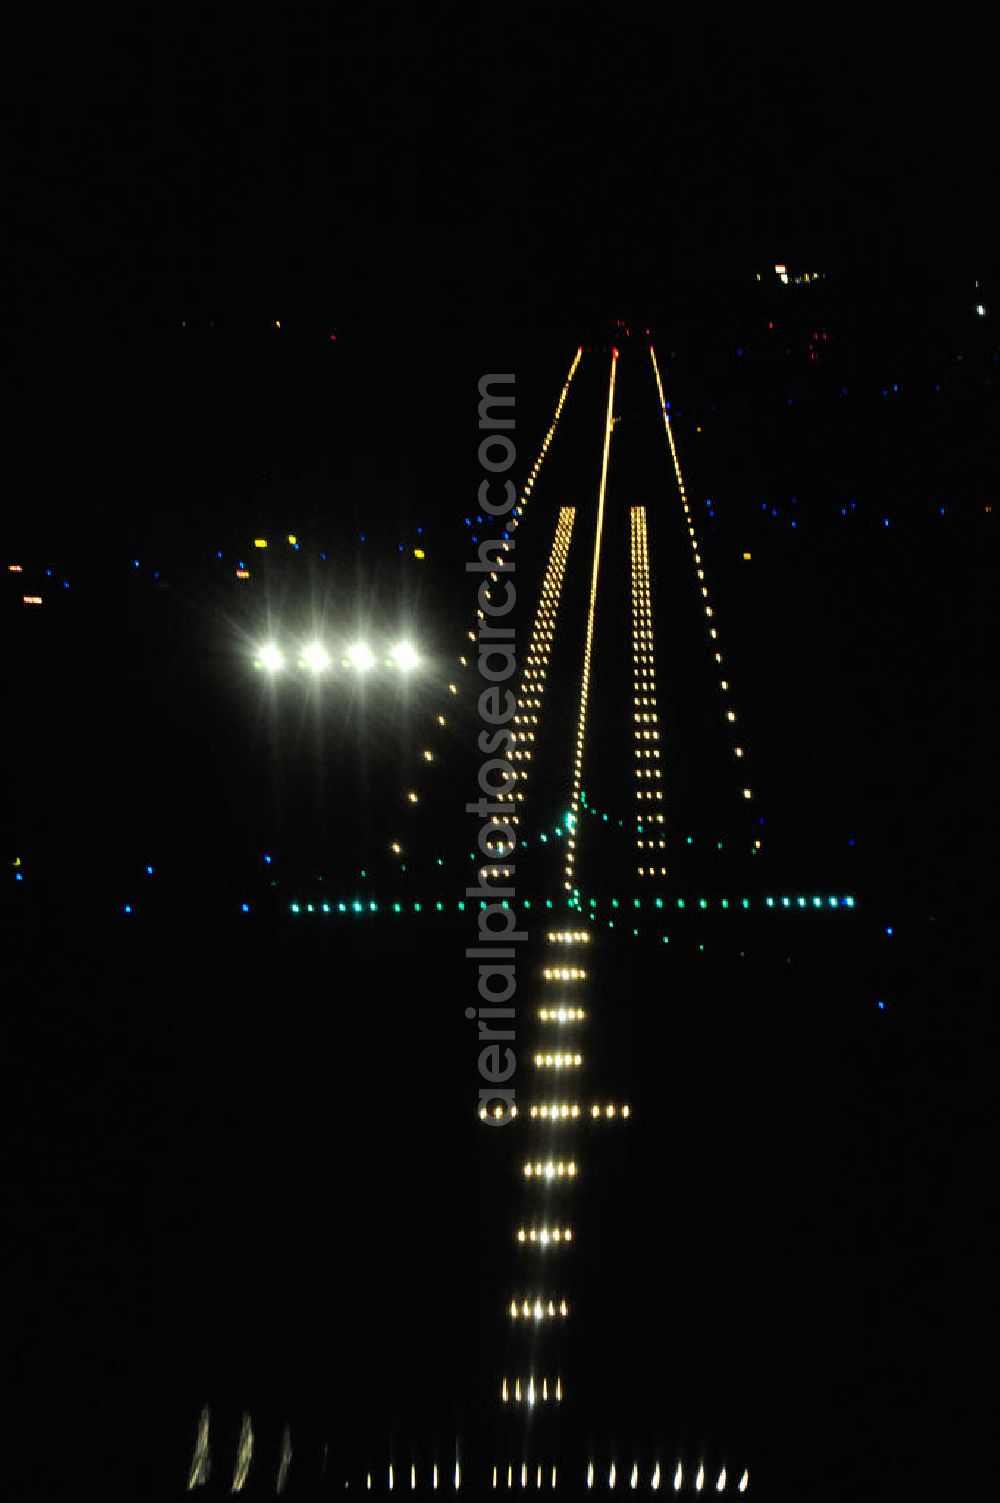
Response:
254,639,421,672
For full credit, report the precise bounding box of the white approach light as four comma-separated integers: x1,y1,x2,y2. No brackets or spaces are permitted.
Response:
302,642,330,671
391,641,420,670
347,641,375,671
258,644,284,670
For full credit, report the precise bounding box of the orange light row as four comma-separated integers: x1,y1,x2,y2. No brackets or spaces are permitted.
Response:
509,508,576,826
630,506,666,877
649,347,759,838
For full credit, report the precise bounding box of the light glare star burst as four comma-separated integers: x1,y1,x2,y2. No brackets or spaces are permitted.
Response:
347,641,375,670
390,641,419,669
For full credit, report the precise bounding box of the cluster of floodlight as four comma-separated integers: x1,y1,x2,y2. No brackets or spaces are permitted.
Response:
254,641,420,672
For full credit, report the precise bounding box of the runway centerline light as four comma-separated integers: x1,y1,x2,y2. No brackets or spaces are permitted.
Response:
258,645,284,670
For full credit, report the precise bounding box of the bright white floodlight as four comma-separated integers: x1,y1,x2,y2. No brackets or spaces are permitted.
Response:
390,641,419,670
258,644,284,670
347,641,375,671
302,642,331,671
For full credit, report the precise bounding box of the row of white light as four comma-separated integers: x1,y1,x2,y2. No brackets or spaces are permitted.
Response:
515,1225,573,1243
501,1376,563,1403
193,1418,748,1496
538,1007,586,1021
365,1461,743,1494
565,350,618,892
649,347,757,834
335,1460,745,1494
509,1297,569,1318
370,1462,742,1495
494,1465,558,1490
528,1103,630,1119
547,930,590,944
523,1160,577,1178
587,1462,747,1492
254,641,419,671
481,1101,628,1121
534,1053,582,1069
542,967,587,981
373,1463,461,1490
631,506,667,877
509,508,577,826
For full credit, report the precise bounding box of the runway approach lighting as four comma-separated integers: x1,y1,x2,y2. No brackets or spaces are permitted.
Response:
390,642,420,670
347,642,376,671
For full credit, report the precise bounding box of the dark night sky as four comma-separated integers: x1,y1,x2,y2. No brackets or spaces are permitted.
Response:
4,17,995,322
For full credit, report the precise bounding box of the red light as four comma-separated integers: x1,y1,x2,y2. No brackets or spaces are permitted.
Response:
329,332,337,341
768,320,773,329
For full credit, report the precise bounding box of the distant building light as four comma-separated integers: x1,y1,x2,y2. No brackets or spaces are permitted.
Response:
235,569,250,579
23,595,43,605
